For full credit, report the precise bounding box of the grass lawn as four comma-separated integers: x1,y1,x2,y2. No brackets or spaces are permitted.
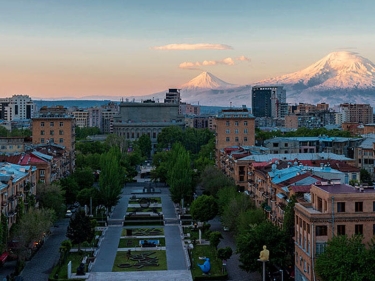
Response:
191,245,225,279
112,250,167,272
118,238,166,248
128,197,162,204
121,227,164,236
183,227,210,240
51,251,91,279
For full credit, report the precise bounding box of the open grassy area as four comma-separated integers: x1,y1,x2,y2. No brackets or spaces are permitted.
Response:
191,245,226,279
128,197,162,204
118,238,166,248
121,227,164,236
50,251,93,279
112,250,167,272
127,207,162,213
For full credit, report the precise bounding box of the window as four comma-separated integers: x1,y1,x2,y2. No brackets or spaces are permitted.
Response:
244,137,248,142
373,202,375,212
373,224,375,236
59,138,63,143
59,130,64,135
41,130,45,135
153,132,156,139
235,129,239,134
355,224,363,235
41,138,44,143
234,121,239,126
285,143,289,147
355,202,363,212
226,129,230,134
50,138,54,143
337,202,345,212
226,121,230,126
50,122,54,127
41,122,45,127
244,129,248,134
40,169,45,176
226,137,230,142
244,121,248,126
316,243,327,256
235,137,239,142
59,122,63,126
337,225,346,235
316,226,327,236
50,130,54,135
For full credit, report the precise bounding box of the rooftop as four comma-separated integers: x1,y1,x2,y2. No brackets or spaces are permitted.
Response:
315,183,375,194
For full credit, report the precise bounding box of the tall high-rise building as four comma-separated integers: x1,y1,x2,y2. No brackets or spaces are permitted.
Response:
164,89,181,104
251,86,286,118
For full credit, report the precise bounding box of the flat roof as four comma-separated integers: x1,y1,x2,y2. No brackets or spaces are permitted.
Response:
316,184,375,194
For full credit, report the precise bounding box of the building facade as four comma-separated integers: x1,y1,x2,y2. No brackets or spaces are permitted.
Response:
252,86,286,118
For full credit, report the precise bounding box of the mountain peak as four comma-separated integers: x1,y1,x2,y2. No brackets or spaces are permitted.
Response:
181,71,235,89
257,51,375,89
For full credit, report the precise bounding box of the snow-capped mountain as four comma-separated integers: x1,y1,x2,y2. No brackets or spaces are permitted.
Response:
181,71,236,90
256,51,375,105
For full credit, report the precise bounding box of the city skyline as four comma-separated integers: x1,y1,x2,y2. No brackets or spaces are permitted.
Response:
1,0,374,99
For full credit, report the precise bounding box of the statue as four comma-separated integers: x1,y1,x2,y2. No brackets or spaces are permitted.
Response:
76,262,85,275
197,258,211,274
259,245,269,261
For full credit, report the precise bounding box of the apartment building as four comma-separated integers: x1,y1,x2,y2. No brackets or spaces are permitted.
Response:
340,103,373,124
72,109,89,128
214,106,255,157
252,86,286,119
294,182,375,281
0,95,36,121
0,162,37,229
31,106,75,172
0,137,25,154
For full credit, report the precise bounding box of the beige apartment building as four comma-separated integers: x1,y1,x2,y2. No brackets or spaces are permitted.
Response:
32,106,75,172
214,107,255,159
294,182,375,281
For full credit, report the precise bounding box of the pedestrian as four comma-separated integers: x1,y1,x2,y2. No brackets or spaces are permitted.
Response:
126,249,131,260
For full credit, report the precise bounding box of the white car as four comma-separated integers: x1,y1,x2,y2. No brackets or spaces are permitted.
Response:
223,226,229,232
65,210,73,218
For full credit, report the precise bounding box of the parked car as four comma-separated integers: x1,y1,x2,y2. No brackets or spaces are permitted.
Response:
65,210,73,218
223,226,229,232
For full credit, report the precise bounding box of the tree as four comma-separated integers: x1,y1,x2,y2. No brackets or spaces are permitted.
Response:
13,208,54,259
221,193,255,233
237,209,265,236
59,176,80,205
137,134,152,158
190,195,218,223
77,188,100,208
98,147,124,211
200,166,235,197
217,247,233,261
66,210,95,251
236,221,288,272
36,183,65,218
209,231,223,249
360,169,373,185
315,235,373,281
167,143,193,203
72,168,95,190
156,126,184,151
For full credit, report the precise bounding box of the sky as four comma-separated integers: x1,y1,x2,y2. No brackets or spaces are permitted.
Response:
0,0,374,99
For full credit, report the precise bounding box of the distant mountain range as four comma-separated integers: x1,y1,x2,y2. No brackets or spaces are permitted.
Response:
36,51,375,108
128,51,375,107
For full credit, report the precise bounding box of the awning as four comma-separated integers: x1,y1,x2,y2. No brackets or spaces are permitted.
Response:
0,252,9,263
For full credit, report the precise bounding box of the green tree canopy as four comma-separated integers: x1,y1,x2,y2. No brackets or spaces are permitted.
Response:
315,235,373,281
190,195,218,223
75,127,101,140
236,221,288,272
200,166,235,197
36,183,65,218
136,134,152,158
167,143,193,203
209,231,223,249
217,247,233,261
66,210,95,251
98,147,124,211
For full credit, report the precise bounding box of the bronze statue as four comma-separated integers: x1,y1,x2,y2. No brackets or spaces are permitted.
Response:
259,245,269,261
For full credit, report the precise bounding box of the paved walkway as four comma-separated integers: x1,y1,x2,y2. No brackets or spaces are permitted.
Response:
20,219,70,281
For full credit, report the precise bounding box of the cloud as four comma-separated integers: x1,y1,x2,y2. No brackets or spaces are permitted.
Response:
179,55,250,69
236,55,251,62
152,43,233,50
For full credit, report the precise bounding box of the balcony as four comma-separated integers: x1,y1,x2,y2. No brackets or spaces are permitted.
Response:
8,196,15,203
1,202,7,207
262,192,271,199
